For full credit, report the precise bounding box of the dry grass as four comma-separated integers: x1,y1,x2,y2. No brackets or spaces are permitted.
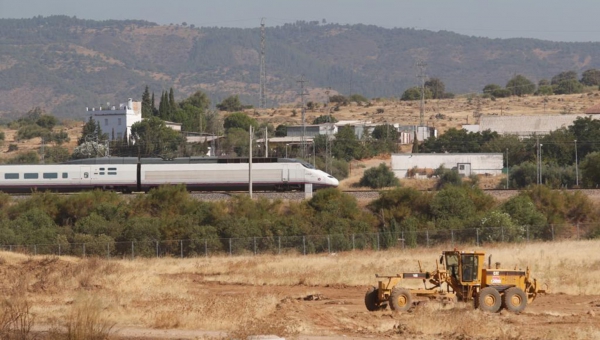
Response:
1,240,600,338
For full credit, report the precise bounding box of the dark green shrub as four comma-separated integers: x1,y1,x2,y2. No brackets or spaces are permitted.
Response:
358,163,399,189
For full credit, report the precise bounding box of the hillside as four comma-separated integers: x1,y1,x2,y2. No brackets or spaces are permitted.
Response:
2,16,600,119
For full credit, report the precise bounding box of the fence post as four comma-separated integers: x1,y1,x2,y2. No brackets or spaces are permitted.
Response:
451,230,454,246
327,236,331,254
155,241,159,258
551,224,555,241
58,244,61,256
278,236,281,255
426,230,430,248
576,223,580,240
302,236,306,256
205,239,208,257
501,226,505,243
180,240,183,258
476,229,479,247
352,234,355,251
132,241,134,260
107,243,110,259
376,233,380,251
229,238,232,256
526,225,530,242
34,245,37,256
83,243,86,258
253,237,257,255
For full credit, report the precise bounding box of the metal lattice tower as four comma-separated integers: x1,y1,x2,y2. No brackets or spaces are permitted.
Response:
259,18,267,109
297,76,308,159
417,59,427,127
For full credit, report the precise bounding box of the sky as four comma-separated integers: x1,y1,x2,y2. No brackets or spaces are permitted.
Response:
0,0,599,42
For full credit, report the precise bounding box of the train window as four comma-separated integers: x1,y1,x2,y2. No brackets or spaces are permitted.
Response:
108,167,117,171
4,173,19,179
62,173,68,179
43,173,58,179
99,172,105,175
24,173,39,179
99,168,105,171
108,172,117,175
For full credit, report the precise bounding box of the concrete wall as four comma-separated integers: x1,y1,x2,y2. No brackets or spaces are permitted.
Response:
391,153,504,178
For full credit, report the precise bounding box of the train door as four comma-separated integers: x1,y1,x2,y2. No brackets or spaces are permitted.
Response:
282,166,289,183
80,166,91,187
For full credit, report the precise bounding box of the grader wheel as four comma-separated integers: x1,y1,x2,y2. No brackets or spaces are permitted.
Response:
389,287,413,312
364,286,387,311
503,287,527,313
477,287,502,313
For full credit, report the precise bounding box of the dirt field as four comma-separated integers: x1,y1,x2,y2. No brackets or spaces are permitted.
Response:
2,240,600,339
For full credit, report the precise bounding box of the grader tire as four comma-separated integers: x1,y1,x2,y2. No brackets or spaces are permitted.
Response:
503,287,527,313
389,287,413,312
477,287,502,313
365,286,386,311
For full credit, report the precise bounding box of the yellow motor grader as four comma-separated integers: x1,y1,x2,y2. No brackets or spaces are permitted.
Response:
365,249,546,313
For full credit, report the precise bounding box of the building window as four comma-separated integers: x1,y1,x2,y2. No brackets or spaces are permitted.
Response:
118,118,122,126
43,173,58,179
4,173,19,179
24,173,39,179
62,173,68,178
105,119,108,126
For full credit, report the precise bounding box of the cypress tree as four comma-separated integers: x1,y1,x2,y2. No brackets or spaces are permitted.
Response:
141,86,152,118
169,87,176,115
412,131,419,153
151,92,157,116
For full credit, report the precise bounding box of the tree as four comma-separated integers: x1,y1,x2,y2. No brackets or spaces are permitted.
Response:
554,79,583,94
358,163,400,189
332,126,368,161
483,84,501,95
130,116,184,157
425,78,445,99
551,70,578,85
141,85,152,118
328,95,348,105
223,112,258,132
36,115,58,130
401,87,432,101
179,91,210,111
581,69,600,86
506,75,535,96
217,95,243,112
580,152,600,188
371,124,398,141
312,115,338,124
348,94,368,104
275,124,287,137
78,116,106,145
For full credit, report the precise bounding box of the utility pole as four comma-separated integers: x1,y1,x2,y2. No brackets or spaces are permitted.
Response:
417,59,427,127
325,87,331,173
249,125,253,198
259,18,267,109
506,148,509,189
297,76,308,159
575,139,579,187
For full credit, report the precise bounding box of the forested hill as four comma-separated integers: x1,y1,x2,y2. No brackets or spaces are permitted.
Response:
2,16,600,119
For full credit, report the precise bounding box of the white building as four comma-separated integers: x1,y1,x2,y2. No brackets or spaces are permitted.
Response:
391,153,504,178
87,98,142,141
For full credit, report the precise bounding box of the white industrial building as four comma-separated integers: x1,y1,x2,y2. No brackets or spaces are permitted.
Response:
465,114,599,137
87,98,142,141
391,153,504,178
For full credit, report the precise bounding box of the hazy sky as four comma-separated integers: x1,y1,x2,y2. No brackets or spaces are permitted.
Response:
1,0,599,42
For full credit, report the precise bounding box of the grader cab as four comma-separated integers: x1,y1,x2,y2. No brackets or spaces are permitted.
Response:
365,250,546,313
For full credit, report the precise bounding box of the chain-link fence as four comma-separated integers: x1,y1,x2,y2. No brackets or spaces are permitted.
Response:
0,224,594,259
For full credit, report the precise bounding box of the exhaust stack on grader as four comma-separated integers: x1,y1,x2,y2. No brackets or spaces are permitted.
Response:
365,249,546,313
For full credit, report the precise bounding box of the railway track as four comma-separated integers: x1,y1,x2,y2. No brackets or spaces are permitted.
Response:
7,188,600,202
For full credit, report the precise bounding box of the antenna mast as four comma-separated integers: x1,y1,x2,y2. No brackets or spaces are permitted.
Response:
297,76,308,159
417,59,427,127
259,18,267,109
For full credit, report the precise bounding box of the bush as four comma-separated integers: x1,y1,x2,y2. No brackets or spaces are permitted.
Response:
358,163,399,189
434,166,462,189
7,144,17,152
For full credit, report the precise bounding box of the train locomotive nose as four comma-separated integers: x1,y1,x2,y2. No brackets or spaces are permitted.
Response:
327,175,339,187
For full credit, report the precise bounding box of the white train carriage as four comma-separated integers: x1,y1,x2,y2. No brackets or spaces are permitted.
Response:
0,163,138,193
139,161,336,191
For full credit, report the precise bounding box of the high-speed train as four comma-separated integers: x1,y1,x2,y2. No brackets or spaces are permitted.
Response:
0,157,339,193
